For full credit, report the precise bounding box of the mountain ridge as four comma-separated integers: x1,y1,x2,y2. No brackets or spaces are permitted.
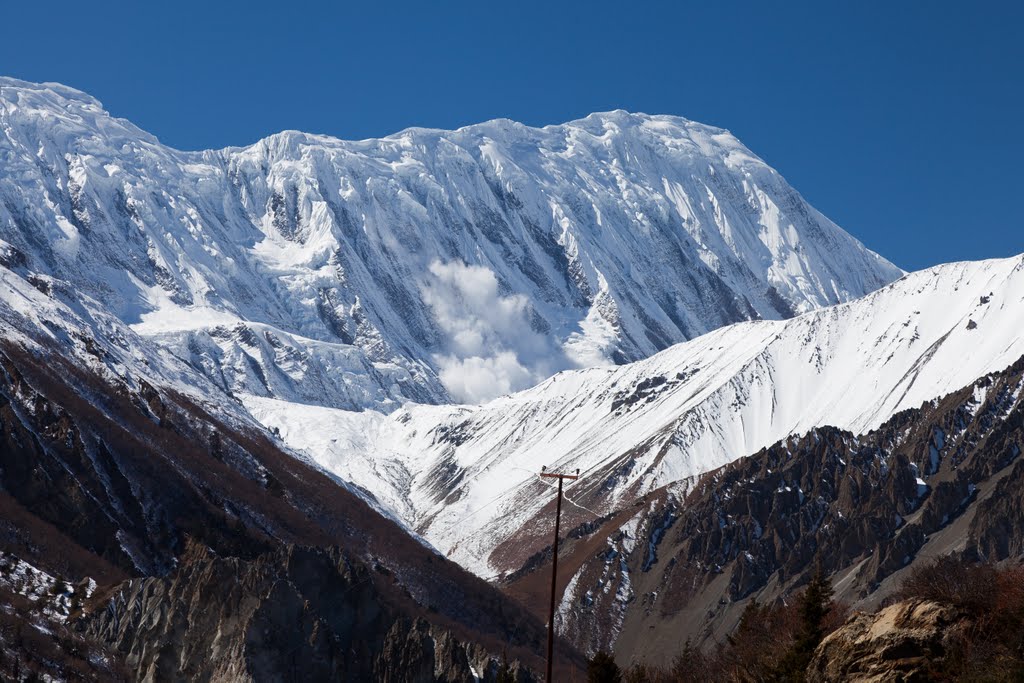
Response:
536,352,1024,664
1,76,1022,677
250,253,1024,576
0,77,768,155
0,76,901,409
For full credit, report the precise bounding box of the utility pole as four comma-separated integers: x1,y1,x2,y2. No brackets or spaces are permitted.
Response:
540,466,579,683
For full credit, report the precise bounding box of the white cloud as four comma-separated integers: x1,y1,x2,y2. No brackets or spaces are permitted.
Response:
422,259,565,403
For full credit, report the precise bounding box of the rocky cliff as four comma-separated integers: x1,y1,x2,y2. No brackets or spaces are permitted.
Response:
807,600,963,682
84,541,533,682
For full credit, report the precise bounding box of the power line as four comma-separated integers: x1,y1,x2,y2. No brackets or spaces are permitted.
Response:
535,471,601,517
447,487,513,529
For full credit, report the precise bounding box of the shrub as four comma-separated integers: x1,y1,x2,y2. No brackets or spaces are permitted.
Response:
899,556,1024,680
896,554,999,612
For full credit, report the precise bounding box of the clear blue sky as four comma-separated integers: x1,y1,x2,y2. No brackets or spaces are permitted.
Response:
3,1,1021,271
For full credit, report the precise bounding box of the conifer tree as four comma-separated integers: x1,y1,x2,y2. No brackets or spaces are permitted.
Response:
773,564,834,681
587,650,623,683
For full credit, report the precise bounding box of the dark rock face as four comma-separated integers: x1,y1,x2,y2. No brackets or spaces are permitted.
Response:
84,542,526,682
0,345,275,578
0,339,568,679
376,619,519,683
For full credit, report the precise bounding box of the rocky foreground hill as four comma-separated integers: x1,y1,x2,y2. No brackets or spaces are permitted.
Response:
614,556,1024,681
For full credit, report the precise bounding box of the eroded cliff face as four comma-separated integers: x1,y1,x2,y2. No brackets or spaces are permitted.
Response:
84,542,533,682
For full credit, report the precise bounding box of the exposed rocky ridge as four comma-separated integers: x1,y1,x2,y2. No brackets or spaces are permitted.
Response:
505,355,1024,664
0,333,578,679
83,541,534,682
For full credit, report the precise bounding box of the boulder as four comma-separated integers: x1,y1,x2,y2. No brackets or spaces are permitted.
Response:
807,600,964,682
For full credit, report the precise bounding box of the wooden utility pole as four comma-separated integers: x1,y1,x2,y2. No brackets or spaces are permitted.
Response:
540,466,579,683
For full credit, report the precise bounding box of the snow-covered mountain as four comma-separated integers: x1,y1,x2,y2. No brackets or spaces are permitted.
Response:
0,77,900,408
9,76,1023,677
246,255,1024,575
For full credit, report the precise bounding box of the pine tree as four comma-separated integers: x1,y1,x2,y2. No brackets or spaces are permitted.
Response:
587,650,623,683
773,565,834,681
670,637,711,681
732,599,762,644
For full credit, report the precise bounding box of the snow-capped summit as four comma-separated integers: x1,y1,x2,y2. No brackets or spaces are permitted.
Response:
0,78,901,407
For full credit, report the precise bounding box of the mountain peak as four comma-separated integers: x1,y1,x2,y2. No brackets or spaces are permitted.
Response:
0,76,159,147
0,79,746,174
0,76,901,411
0,76,102,107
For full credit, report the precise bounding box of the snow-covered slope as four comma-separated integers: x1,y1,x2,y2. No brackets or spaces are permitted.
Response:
0,77,900,406
246,255,1024,575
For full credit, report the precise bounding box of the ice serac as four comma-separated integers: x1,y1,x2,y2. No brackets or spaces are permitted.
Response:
0,77,900,408
251,255,1024,575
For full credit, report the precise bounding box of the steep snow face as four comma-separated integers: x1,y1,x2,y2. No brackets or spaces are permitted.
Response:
0,259,263,436
247,255,1024,575
0,78,900,405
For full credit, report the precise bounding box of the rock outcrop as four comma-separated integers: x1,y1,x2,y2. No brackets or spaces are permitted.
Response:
807,600,964,682
0,336,571,679
83,541,532,682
